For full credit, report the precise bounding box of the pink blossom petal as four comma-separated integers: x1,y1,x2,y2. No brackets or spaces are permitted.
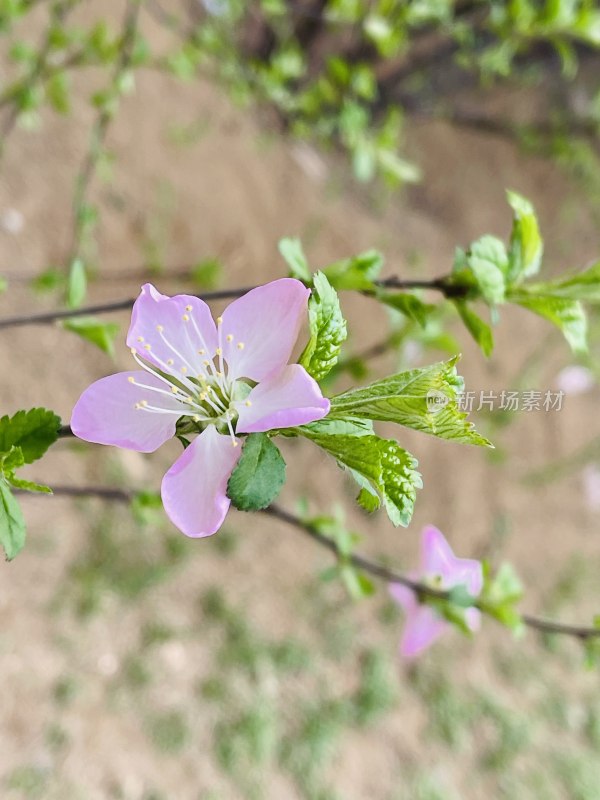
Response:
422,525,482,596
71,371,182,452
221,278,310,381
400,605,448,658
556,365,595,395
161,425,241,537
127,283,217,374
390,584,447,658
236,364,330,433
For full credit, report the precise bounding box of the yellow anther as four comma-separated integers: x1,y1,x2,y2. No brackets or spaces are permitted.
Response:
140,400,148,407
181,366,188,374
193,415,200,422
198,349,205,355
185,304,193,312
182,314,190,322
134,403,140,409
170,386,178,394
200,393,207,401
245,400,252,407
226,334,233,342
232,441,238,448
216,316,223,325
156,324,164,333
137,336,144,343
144,344,151,351
215,348,222,356
130,347,137,355
127,376,136,384
203,360,210,366
167,358,174,366
216,371,223,378
237,342,245,350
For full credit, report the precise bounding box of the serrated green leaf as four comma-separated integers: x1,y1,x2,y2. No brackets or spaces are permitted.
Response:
62,316,120,356
227,433,286,511
299,271,348,380
329,357,492,447
297,427,421,527
509,290,587,353
296,417,374,437
0,479,25,560
7,475,52,493
454,300,494,357
322,249,384,291
278,237,311,281
507,190,543,282
0,408,61,464
377,291,434,327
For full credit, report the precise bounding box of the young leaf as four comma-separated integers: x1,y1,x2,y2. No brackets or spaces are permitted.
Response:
377,291,434,327
329,357,492,446
0,480,26,560
62,317,120,356
0,408,61,464
278,237,311,282
509,291,588,353
227,433,286,511
297,428,422,527
466,235,507,305
454,300,494,357
67,257,87,308
299,271,348,380
520,261,600,303
506,190,543,282
322,249,384,291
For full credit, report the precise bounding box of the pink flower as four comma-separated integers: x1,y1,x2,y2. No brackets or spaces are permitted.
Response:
390,525,483,659
71,279,330,537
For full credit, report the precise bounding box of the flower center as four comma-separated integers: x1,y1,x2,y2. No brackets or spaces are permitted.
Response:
128,306,252,447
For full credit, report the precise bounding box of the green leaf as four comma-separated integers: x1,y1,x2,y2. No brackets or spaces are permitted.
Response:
61,317,120,356
299,271,348,381
467,235,508,305
480,562,524,633
509,290,587,353
67,257,87,308
454,300,494,357
296,417,374,438
297,428,422,527
190,258,222,290
322,249,384,291
506,190,543,282
521,261,600,303
7,475,52,494
227,433,286,511
278,237,311,281
377,291,434,327
329,357,492,447
0,408,61,464
0,479,26,560
46,70,70,114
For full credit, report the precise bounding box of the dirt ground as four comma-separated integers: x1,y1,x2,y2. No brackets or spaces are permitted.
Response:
1,3,600,799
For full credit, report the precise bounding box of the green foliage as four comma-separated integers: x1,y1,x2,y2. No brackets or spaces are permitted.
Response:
298,423,422,526
480,562,524,632
227,433,286,511
322,249,384,291
329,357,491,447
300,271,348,380
0,479,25,561
279,236,311,281
0,407,60,465
61,316,120,356
66,257,87,308
506,190,543,282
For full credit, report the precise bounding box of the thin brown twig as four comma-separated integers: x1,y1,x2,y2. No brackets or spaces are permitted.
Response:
0,275,460,330
18,481,600,641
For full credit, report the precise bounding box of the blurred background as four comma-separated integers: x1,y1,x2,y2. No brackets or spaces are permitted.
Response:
1,1,600,798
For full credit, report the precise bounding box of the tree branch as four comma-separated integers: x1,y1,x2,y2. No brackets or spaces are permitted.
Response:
18,483,600,642
0,275,461,330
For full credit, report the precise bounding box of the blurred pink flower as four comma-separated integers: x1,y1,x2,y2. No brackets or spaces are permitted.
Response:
390,525,483,659
556,365,595,396
582,464,600,512
72,280,329,537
